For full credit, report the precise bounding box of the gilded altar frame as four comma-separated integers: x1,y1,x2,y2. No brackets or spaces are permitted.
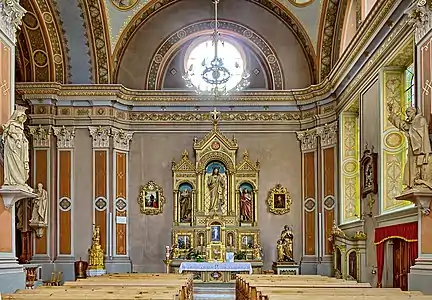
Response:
138,181,166,215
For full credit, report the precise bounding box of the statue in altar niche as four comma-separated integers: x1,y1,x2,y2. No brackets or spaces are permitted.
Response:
206,162,227,214
239,183,254,222
88,226,104,270
179,184,192,223
276,225,294,262
387,103,432,190
1,106,32,192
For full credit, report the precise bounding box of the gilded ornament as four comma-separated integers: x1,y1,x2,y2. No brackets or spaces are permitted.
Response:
352,231,367,241
138,181,166,215
110,0,139,10
266,184,293,215
88,226,104,270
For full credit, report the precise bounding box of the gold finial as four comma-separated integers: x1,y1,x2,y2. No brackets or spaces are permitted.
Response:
243,150,249,159
182,149,188,158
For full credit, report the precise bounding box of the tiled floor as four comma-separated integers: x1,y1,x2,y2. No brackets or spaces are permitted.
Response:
193,283,236,300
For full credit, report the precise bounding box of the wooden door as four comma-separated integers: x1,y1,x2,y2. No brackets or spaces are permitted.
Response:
393,239,409,291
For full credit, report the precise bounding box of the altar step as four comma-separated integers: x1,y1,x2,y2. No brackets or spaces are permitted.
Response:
193,283,235,300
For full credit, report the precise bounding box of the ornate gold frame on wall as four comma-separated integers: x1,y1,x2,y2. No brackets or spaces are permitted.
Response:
360,145,378,198
266,184,292,215
138,181,166,215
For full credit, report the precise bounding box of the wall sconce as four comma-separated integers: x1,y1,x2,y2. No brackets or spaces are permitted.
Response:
371,265,377,275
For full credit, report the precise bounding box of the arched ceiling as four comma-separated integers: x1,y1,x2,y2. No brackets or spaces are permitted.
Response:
16,0,348,86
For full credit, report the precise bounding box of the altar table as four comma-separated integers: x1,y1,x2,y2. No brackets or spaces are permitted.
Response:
179,262,252,283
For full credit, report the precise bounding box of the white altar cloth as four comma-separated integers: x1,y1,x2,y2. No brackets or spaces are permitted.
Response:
179,262,252,274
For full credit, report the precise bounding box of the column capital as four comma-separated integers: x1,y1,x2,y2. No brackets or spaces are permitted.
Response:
53,126,75,149
28,125,51,148
0,0,26,44
296,128,318,152
111,128,133,151
88,126,110,149
407,0,432,44
316,122,338,148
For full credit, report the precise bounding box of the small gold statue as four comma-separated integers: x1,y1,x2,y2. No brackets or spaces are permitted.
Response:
169,244,179,259
252,243,262,260
276,225,294,262
88,226,104,270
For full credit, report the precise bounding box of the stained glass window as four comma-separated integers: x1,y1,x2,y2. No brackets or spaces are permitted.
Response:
405,64,415,107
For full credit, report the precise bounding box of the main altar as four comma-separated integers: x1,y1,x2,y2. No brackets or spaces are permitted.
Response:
167,111,263,281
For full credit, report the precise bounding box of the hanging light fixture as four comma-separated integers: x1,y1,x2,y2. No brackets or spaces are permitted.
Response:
182,0,250,96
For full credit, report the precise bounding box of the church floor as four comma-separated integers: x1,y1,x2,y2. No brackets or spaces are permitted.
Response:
193,283,235,300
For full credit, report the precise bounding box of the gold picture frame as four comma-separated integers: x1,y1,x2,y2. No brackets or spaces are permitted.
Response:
110,0,139,11
266,183,292,215
138,181,166,215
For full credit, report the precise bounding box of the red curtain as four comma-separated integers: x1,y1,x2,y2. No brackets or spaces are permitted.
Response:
374,222,418,288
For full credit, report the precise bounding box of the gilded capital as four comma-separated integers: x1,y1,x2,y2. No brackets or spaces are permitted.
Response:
111,128,133,151
296,129,318,152
0,0,26,43
28,125,51,148
53,126,76,149
406,0,432,44
316,122,338,147
88,126,110,148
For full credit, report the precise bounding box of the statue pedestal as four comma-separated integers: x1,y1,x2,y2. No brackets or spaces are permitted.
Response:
272,262,300,275
395,188,432,294
86,269,106,277
0,186,37,210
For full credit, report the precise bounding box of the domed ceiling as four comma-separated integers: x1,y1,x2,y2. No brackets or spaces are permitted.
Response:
15,0,349,89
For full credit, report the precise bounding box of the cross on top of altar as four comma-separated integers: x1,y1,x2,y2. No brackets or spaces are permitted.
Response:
210,108,220,126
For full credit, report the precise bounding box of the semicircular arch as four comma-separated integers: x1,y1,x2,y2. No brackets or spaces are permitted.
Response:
112,0,316,85
147,20,284,90
197,152,235,174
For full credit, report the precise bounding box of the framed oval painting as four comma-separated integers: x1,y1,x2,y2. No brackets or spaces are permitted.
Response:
111,0,139,11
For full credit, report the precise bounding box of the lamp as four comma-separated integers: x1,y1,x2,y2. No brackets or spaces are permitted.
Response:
182,0,250,96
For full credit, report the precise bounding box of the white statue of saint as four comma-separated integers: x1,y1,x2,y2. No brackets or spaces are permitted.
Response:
30,183,48,225
387,104,432,189
1,107,31,191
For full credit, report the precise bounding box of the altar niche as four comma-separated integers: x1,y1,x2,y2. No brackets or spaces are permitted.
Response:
170,118,262,275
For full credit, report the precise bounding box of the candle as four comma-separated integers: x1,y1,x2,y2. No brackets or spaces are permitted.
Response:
165,246,170,259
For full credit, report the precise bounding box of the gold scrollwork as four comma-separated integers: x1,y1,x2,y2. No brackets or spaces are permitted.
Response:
138,181,166,215
266,184,293,215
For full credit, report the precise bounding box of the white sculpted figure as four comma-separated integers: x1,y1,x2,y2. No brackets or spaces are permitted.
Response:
207,166,226,213
387,104,432,189
30,183,48,225
1,107,31,191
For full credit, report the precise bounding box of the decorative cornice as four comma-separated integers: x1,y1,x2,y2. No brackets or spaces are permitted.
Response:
316,122,338,147
111,128,133,151
296,129,318,152
28,125,51,148
53,126,76,149
88,126,110,148
0,0,26,43
406,0,432,44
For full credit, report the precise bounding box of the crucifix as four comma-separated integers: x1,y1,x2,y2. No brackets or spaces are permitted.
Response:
210,108,220,124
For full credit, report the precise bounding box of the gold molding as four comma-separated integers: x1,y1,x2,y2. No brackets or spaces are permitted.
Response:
266,184,293,215
138,181,166,215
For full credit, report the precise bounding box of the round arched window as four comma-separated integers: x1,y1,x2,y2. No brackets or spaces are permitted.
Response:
184,38,246,92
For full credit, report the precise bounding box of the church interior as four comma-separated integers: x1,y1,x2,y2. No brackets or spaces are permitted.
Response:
1,0,432,298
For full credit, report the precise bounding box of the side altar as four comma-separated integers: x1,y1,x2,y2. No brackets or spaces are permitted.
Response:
167,111,263,281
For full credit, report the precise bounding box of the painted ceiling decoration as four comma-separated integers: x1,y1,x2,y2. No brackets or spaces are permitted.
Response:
16,0,70,83
15,0,353,85
111,0,140,11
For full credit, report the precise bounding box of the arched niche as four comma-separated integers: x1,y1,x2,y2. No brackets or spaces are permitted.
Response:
116,0,313,90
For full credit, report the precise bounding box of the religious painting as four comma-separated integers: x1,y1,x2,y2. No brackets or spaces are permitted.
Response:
178,183,193,223
205,161,228,215
240,233,255,250
239,182,254,223
211,224,221,242
138,181,166,215
110,0,139,10
360,145,378,198
266,184,292,215
177,234,192,250
226,232,235,248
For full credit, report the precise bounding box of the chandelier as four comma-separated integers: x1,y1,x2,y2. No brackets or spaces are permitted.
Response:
182,0,250,96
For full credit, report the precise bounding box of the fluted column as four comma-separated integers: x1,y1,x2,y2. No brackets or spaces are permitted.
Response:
296,128,318,274
0,0,27,293
52,126,76,281
108,128,133,273
88,127,110,257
